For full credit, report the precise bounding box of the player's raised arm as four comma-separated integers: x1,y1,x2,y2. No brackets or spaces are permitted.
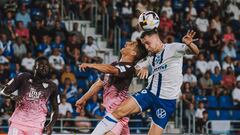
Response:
79,63,120,76
45,84,59,135
182,30,200,55
75,79,104,111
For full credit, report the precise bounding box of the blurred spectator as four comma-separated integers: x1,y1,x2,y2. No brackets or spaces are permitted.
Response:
15,21,29,41
21,51,34,72
180,13,196,34
63,111,74,133
208,29,221,56
121,0,133,17
13,36,27,60
37,35,52,56
226,1,240,20
207,53,221,73
45,9,55,29
196,110,208,133
199,71,213,96
223,26,236,44
222,56,235,71
222,67,236,91
183,67,197,88
49,48,65,73
195,11,209,33
50,20,67,41
135,1,147,13
161,0,173,19
196,53,208,76
15,4,31,27
86,94,98,117
59,95,73,118
0,64,10,83
0,33,14,61
70,23,85,46
210,66,222,86
82,36,102,63
61,65,77,85
75,109,91,133
10,63,21,79
30,20,47,46
159,11,173,31
3,11,15,27
46,0,60,18
0,98,14,119
232,80,240,107
222,41,237,60
235,61,240,76
60,77,79,104
0,53,9,64
185,0,197,19
92,102,106,120
182,82,195,110
210,15,222,33
195,101,206,119
4,0,18,13
65,34,81,61
50,73,59,87
131,25,143,41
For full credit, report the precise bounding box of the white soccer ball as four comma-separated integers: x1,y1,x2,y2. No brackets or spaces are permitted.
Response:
138,11,160,31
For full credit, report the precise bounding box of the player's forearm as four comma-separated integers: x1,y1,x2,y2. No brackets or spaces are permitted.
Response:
47,110,58,127
88,64,119,75
82,80,103,101
0,85,14,98
187,42,199,55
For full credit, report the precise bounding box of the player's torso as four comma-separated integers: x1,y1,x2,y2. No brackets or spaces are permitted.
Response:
148,44,183,99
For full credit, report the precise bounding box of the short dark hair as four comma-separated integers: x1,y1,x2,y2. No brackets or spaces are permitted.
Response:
35,56,49,64
134,39,148,63
140,28,158,38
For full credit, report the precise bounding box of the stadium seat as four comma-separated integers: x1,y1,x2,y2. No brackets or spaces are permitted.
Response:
208,110,218,120
207,96,218,108
219,96,233,108
232,110,240,120
219,110,231,120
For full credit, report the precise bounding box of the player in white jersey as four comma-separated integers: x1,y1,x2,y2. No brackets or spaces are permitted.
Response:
90,29,199,135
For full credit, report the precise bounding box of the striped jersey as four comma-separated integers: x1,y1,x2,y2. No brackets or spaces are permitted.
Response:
137,42,189,99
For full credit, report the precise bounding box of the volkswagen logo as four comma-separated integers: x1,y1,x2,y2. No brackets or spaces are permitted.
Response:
156,108,166,119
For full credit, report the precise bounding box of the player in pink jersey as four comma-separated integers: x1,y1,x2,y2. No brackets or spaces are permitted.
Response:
75,39,148,135
0,56,59,135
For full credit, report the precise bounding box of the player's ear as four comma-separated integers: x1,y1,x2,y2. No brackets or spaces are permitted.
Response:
130,50,137,57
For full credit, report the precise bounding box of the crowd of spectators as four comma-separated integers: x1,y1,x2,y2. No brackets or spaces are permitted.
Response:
0,0,239,134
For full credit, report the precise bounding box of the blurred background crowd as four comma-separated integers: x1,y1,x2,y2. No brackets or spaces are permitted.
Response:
0,0,239,134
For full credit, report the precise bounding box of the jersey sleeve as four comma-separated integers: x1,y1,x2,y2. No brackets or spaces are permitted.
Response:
135,56,152,69
171,43,190,55
4,72,28,94
115,63,134,78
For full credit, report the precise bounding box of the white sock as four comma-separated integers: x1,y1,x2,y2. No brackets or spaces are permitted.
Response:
91,113,118,135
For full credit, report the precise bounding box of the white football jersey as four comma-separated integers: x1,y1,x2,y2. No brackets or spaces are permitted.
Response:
137,42,189,99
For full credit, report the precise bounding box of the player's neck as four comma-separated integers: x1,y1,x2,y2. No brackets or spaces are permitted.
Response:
119,56,134,63
156,43,164,53
33,74,48,83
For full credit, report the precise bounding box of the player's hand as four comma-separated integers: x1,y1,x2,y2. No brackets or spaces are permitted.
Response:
10,95,22,103
182,30,196,45
79,63,91,72
45,124,53,135
75,98,86,112
137,67,148,79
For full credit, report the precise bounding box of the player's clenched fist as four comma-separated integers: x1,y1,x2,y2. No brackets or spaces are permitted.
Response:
75,98,87,112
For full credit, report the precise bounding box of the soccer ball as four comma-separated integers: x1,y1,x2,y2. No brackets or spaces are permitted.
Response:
138,11,160,31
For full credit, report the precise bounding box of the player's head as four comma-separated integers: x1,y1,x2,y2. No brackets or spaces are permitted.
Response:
140,29,163,54
34,56,50,78
120,39,148,64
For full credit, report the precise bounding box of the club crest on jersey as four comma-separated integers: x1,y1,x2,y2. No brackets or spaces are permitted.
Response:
28,87,41,99
42,83,48,88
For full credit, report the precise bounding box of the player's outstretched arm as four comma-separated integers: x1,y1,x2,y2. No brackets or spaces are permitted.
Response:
79,63,119,75
75,79,104,111
45,84,59,135
182,30,200,55
0,77,22,101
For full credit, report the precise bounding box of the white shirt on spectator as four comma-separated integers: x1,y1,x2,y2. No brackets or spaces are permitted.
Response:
185,7,197,18
161,6,173,18
232,87,240,106
49,55,65,71
195,18,209,33
59,102,73,116
82,44,99,58
196,60,208,74
131,31,143,41
208,60,221,73
222,62,235,71
222,46,237,59
0,55,9,64
195,108,205,119
183,73,197,83
21,57,35,71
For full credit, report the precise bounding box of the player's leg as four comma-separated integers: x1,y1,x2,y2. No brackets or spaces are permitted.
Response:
106,117,129,135
25,127,43,135
91,89,152,135
148,97,176,135
91,97,140,135
148,123,163,135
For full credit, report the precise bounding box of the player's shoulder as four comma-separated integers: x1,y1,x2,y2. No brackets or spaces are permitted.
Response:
47,80,57,89
165,42,185,47
17,72,32,79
